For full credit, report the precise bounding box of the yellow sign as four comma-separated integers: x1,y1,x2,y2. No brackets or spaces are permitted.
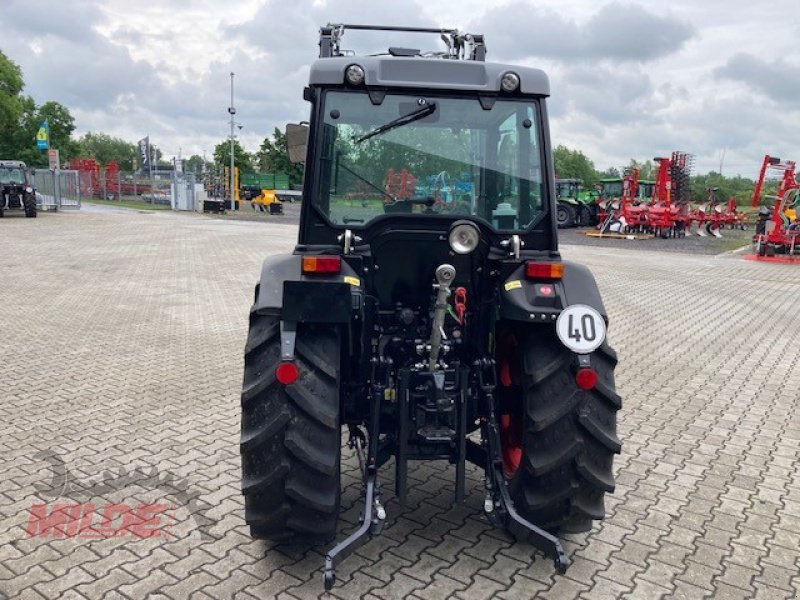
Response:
36,120,49,150
504,280,522,291
344,276,361,287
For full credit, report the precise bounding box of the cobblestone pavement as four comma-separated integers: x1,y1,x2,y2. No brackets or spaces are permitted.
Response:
1,208,798,600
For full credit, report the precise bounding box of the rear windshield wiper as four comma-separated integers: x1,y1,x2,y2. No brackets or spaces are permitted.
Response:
355,102,437,144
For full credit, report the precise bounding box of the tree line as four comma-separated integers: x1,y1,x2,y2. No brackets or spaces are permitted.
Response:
0,50,298,183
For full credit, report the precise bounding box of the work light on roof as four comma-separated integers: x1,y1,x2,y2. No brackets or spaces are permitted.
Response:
501,71,520,92
345,64,365,85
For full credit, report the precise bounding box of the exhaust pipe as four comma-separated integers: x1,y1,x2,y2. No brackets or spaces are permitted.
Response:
429,264,456,371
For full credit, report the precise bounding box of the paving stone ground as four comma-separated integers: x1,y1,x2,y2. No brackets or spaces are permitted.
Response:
1,207,798,600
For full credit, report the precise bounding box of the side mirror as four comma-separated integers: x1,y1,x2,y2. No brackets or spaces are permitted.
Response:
286,123,309,164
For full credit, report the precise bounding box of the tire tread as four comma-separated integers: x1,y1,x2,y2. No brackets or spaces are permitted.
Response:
508,326,621,532
240,307,340,542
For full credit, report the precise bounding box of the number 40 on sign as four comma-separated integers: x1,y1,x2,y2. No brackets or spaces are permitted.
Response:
556,305,606,354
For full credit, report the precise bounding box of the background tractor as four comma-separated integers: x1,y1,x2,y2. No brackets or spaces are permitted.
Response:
240,24,621,589
0,160,37,218
555,178,597,227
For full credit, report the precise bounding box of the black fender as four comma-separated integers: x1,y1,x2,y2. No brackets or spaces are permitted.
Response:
499,260,607,323
560,260,607,320
253,254,363,323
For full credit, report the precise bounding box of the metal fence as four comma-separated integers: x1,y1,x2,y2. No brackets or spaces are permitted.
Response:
33,169,81,210
95,169,197,211
31,168,200,212
171,173,197,211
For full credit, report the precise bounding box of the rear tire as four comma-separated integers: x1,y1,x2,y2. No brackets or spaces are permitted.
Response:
556,203,576,228
579,204,597,227
240,310,341,542
500,326,621,533
24,196,37,218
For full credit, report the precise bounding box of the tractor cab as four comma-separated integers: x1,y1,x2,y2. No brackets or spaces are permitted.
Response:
294,34,555,254
555,178,582,202
0,163,26,186
598,177,623,200
242,25,620,589
637,181,655,203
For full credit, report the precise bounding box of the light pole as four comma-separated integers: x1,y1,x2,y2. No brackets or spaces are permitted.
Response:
149,141,156,204
228,72,236,212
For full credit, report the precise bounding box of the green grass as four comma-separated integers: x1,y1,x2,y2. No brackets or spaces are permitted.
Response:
716,236,753,253
84,198,172,211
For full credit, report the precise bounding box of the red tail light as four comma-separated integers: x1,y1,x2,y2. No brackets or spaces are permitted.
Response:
525,261,564,280
575,368,598,390
302,256,341,274
275,361,299,385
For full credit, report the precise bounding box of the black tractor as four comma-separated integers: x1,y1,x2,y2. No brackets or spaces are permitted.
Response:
0,160,37,218
240,24,621,589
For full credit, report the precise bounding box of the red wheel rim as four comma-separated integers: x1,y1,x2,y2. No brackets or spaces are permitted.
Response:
496,332,524,479
499,412,523,478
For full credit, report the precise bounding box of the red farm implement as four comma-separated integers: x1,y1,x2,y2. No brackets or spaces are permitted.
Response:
596,167,650,235
65,158,121,199
690,189,749,238
749,154,800,261
66,158,100,198
596,151,695,238
647,152,693,238
384,168,417,199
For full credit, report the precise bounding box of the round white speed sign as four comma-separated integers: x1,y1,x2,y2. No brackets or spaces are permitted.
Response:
556,304,606,353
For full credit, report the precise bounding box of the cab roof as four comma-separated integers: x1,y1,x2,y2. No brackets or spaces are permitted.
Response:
308,56,550,96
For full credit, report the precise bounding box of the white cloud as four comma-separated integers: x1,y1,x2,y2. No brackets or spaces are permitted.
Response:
472,1,695,63
0,0,798,177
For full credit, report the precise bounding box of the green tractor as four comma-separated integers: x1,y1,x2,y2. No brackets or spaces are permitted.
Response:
555,178,597,228
597,177,654,204
637,180,655,202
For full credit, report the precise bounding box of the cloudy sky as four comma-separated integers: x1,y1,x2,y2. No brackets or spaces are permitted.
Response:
1,0,798,175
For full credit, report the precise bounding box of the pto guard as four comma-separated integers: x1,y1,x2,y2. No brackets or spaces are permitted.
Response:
253,254,363,323
499,260,608,323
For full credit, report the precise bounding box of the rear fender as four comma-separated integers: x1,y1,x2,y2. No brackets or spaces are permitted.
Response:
498,260,607,323
253,254,363,324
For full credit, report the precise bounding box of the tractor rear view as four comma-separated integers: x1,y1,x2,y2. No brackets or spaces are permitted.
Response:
240,24,621,589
